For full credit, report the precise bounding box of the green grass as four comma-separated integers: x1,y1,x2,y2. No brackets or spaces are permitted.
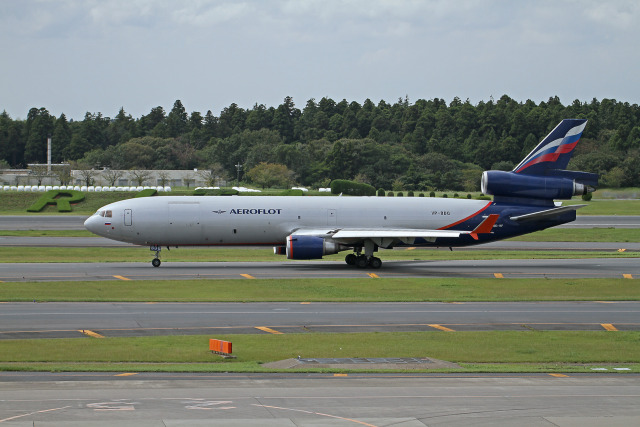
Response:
508,227,640,242
564,199,640,215
0,331,638,373
2,278,638,302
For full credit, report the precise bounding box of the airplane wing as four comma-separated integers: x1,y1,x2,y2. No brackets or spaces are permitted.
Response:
299,214,500,246
510,205,585,223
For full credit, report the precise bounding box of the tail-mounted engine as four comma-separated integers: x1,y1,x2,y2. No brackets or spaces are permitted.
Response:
281,235,347,260
481,170,598,200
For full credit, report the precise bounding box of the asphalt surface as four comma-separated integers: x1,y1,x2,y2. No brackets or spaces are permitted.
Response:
1,214,640,230
0,258,637,282
1,373,639,426
1,301,638,339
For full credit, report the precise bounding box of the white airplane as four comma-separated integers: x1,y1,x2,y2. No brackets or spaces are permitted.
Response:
85,119,598,268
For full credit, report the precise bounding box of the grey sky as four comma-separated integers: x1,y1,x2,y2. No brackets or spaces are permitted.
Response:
2,0,638,120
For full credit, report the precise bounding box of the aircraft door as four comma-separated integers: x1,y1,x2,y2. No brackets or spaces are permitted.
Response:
328,209,337,225
124,209,132,226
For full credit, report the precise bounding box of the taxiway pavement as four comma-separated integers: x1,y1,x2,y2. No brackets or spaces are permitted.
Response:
0,258,637,282
1,301,638,339
1,373,639,426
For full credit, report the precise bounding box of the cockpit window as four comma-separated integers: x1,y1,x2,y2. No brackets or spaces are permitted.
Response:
105,210,112,218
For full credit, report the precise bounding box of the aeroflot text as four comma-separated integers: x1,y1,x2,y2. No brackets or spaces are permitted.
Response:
230,208,282,215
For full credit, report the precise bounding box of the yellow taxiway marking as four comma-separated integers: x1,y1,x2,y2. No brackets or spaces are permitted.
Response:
623,274,633,279
601,323,618,331
494,273,504,278
406,247,416,251
618,248,627,252
256,326,284,334
334,373,348,377
79,329,104,338
113,275,131,281
115,373,138,377
428,324,455,332
241,274,256,279
549,373,569,378
300,302,310,304
367,273,380,278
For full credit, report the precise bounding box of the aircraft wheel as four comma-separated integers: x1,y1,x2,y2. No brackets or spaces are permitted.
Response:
369,257,382,269
355,255,369,268
152,258,161,268
345,253,357,265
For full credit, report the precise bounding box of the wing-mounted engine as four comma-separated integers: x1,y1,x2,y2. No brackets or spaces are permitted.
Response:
481,170,598,200
284,235,348,260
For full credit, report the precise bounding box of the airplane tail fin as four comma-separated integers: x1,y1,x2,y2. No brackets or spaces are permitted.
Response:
513,119,587,175
481,119,598,202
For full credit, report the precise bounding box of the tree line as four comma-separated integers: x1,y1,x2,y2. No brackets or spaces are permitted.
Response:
1,95,639,191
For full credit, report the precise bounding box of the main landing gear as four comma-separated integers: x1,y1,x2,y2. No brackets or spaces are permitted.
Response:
345,253,382,269
344,240,382,269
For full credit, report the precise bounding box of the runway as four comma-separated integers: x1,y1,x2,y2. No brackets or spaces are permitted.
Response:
1,301,638,339
0,258,637,282
1,373,639,426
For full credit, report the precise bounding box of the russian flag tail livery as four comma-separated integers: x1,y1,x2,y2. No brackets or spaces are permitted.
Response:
513,119,587,175
482,119,598,201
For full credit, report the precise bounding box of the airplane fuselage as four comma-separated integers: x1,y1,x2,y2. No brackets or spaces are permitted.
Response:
84,195,573,248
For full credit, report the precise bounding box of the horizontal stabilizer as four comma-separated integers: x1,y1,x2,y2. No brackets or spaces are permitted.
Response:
510,205,585,222
470,214,499,240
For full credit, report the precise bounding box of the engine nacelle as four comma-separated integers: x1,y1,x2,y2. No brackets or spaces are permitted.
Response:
285,235,346,260
481,170,590,200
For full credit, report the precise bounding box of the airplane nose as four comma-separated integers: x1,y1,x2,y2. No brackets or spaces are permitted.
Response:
84,215,103,236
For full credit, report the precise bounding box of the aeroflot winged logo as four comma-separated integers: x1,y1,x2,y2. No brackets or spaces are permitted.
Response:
212,210,226,214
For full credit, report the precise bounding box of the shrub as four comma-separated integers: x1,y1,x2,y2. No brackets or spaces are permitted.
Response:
407,191,414,197
442,194,448,198
419,193,425,197
582,192,593,201
453,193,459,198
387,191,394,197
193,188,239,196
330,179,376,196
466,194,472,199
429,191,435,197
397,192,404,197
377,188,385,197
279,189,304,196
134,189,158,198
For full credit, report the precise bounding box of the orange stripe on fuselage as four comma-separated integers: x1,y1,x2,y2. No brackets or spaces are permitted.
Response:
438,201,492,230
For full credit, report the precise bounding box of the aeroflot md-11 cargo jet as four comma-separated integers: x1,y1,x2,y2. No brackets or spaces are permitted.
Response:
85,119,598,268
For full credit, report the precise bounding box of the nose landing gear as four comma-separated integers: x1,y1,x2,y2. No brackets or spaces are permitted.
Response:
150,245,162,267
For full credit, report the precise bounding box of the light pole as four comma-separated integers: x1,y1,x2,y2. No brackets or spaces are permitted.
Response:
235,163,243,186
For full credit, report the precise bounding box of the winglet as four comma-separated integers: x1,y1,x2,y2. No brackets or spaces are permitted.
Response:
469,214,499,240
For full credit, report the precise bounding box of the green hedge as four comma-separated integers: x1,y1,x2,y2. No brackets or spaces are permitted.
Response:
134,189,158,198
279,189,304,196
193,188,240,196
27,190,85,212
330,179,376,196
